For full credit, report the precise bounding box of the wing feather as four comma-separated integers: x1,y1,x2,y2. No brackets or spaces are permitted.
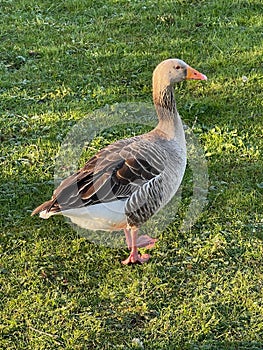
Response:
32,135,168,216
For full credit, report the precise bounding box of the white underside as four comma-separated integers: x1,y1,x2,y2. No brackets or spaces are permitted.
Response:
39,200,127,231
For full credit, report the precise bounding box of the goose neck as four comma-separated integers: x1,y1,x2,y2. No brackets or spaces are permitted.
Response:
153,85,183,140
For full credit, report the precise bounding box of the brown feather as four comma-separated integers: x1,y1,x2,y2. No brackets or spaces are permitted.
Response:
32,135,166,216
31,198,56,216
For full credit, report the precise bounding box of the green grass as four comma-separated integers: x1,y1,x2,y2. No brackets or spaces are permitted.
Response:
0,0,263,349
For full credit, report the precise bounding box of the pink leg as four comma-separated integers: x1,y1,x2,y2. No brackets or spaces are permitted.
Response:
122,228,151,265
124,228,132,250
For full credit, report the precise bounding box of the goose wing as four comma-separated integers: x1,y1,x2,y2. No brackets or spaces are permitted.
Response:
32,136,167,215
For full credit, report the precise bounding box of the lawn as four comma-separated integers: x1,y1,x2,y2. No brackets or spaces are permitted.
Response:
0,0,263,349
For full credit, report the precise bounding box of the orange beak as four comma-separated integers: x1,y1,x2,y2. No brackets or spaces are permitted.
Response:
186,65,207,81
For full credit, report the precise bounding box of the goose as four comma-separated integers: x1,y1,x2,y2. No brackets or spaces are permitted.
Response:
32,58,207,264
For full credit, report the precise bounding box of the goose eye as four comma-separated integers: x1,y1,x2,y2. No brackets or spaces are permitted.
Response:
175,65,181,70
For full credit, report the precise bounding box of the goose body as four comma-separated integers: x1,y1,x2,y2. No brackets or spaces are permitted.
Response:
32,58,207,264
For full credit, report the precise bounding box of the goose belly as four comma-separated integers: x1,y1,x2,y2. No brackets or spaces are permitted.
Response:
58,200,127,231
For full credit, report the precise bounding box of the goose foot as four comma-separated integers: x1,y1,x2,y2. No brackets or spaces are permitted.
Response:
124,229,157,250
122,228,153,264
122,251,150,265
137,235,157,249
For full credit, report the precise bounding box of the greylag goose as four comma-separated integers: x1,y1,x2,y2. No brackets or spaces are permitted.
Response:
32,58,207,264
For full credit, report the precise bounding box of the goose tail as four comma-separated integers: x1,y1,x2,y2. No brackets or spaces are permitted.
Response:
31,199,58,219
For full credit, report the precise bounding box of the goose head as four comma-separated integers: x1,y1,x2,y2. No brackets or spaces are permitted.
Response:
153,58,207,88
152,59,207,138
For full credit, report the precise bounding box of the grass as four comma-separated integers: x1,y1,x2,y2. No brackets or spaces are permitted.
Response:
0,0,262,349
